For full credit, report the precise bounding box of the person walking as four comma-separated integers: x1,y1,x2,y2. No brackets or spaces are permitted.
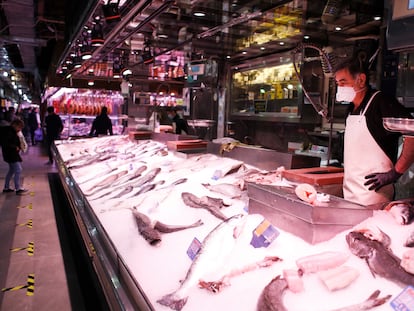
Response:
89,106,113,137
44,106,63,165
28,107,40,145
1,118,29,195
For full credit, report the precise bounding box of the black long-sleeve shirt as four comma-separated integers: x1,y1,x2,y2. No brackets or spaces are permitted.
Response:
347,87,413,163
89,114,113,136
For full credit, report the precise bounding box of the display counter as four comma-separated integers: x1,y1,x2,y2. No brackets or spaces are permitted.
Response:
60,114,128,138
53,135,414,311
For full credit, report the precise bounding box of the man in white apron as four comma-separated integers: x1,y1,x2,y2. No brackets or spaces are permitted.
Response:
334,57,413,206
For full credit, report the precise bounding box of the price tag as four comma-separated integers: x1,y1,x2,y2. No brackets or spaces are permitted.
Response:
391,285,414,311
186,237,202,261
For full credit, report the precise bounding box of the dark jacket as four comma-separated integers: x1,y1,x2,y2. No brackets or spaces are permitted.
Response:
89,114,113,136
28,111,39,129
1,126,22,163
172,114,189,134
45,113,63,140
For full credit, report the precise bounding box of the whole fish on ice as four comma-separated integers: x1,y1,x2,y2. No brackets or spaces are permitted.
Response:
84,170,128,195
181,192,230,220
346,231,414,286
132,209,203,246
257,275,390,311
157,214,246,310
110,165,148,187
384,200,414,225
405,231,414,247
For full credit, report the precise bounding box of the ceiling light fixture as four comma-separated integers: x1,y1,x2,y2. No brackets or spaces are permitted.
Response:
193,11,206,17
112,53,122,78
73,57,82,68
81,42,92,60
88,80,95,86
103,1,121,24
91,21,104,46
142,43,154,64
121,68,132,76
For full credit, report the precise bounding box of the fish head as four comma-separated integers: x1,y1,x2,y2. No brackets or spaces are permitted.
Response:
389,203,413,225
346,231,375,258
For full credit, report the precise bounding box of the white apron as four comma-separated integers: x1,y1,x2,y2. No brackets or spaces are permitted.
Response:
343,91,394,206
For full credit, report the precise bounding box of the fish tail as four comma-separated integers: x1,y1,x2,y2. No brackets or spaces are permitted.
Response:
157,293,188,311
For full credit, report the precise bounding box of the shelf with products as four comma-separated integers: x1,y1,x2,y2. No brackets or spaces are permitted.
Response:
230,60,302,119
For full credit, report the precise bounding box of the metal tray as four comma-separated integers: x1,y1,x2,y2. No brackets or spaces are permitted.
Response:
383,117,414,135
247,182,377,244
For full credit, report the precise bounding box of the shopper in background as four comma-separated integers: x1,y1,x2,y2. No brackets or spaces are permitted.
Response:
89,106,113,137
28,107,40,145
167,108,189,135
334,56,414,206
1,118,29,195
18,107,30,140
44,106,63,165
4,106,16,124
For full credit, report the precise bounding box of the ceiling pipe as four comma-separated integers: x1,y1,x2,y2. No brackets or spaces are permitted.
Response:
57,0,153,78
79,0,174,75
55,0,101,73
131,0,292,67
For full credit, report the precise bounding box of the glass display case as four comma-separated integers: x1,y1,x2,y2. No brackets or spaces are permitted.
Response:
230,60,302,119
45,87,128,138
60,114,128,138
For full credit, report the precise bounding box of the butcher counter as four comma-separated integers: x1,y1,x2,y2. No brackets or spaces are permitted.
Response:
52,135,414,311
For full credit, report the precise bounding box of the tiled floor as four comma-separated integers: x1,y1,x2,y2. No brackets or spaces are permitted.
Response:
0,142,71,311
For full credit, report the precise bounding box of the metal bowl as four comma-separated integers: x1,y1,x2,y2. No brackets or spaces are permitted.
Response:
383,117,414,135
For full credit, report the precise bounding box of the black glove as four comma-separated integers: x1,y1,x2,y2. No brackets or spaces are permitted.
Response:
364,168,402,191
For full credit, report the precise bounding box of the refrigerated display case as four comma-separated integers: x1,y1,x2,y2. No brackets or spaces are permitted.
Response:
52,135,413,311
60,114,127,138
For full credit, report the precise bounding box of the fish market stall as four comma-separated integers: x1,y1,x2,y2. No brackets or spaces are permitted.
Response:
53,135,414,311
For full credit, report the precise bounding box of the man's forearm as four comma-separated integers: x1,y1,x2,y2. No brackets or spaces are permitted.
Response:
395,136,414,174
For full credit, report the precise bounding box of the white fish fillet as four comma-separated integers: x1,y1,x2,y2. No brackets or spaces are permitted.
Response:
157,214,246,311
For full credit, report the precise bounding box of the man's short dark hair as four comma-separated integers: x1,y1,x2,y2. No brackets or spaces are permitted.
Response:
47,106,54,113
334,56,370,85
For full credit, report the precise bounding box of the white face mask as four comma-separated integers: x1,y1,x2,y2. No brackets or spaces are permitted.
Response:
336,86,356,102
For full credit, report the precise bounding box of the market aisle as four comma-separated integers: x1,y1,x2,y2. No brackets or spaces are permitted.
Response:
0,143,72,311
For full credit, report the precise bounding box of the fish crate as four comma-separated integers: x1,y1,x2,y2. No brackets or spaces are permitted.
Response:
128,130,153,140
166,139,208,153
247,182,377,244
